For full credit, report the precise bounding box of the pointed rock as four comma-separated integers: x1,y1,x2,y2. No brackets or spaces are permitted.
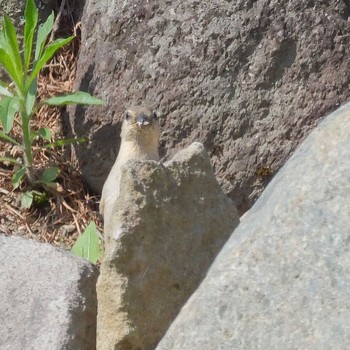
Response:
97,142,239,350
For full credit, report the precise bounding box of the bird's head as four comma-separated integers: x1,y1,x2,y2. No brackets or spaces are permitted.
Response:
121,106,160,143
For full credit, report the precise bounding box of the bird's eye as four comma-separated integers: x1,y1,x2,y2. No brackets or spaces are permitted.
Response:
125,112,131,120
152,112,158,120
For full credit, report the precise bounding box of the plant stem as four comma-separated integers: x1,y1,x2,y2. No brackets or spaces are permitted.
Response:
19,99,35,184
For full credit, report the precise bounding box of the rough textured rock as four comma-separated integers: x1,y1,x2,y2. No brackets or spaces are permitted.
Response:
0,235,99,350
97,142,239,350
69,0,350,214
156,102,350,349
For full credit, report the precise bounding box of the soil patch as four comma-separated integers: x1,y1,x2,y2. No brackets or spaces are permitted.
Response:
0,1,103,249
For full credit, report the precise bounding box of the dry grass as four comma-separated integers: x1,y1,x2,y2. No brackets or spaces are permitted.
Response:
0,2,103,249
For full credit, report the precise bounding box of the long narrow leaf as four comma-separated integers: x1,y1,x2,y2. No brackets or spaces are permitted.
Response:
0,81,13,97
0,156,21,165
44,92,104,106
0,48,21,87
27,36,74,89
24,0,38,71
0,31,5,49
0,130,20,145
26,78,37,117
0,96,19,133
12,167,26,189
3,16,23,81
42,137,87,148
34,12,54,61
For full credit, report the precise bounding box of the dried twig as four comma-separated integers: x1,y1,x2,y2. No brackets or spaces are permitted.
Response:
4,203,25,219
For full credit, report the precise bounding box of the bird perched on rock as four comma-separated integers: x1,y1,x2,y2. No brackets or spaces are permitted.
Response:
99,106,160,224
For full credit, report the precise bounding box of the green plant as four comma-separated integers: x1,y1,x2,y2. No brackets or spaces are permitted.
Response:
71,221,103,264
0,0,103,202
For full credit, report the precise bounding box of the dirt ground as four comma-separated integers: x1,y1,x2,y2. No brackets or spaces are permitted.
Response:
0,3,103,249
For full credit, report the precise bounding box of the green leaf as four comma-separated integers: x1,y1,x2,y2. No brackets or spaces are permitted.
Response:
43,92,104,106
27,36,74,89
37,127,52,140
0,31,5,49
0,130,20,145
0,48,21,88
21,191,34,209
35,12,54,61
0,156,21,165
40,166,59,182
40,180,57,189
3,15,23,82
24,0,38,71
26,78,37,117
42,136,87,148
12,166,26,189
71,221,101,264
0,81,13,97
0,96,19,133
32,190,48,206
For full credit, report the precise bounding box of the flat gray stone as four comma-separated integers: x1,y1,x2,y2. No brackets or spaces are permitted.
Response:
0,235,99,350
156,102,350,349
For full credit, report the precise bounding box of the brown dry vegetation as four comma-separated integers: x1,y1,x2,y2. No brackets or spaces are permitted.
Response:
0,2,103,249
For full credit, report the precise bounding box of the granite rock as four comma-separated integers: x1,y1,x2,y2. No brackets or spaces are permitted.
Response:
97,142,239,350
0,235,99,350
156,102,350,349
69,0,350,214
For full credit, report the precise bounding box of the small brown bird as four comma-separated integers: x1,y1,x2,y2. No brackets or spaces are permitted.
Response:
99,106,160,223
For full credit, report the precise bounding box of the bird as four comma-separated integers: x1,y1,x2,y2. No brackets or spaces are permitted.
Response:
99,106,160,225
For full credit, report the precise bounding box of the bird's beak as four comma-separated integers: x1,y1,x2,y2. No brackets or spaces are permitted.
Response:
136,114,150,128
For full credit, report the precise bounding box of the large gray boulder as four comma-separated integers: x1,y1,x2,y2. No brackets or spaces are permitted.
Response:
97,142,239,350
0,235,99,350
156,102,350,349
69,0,350,214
